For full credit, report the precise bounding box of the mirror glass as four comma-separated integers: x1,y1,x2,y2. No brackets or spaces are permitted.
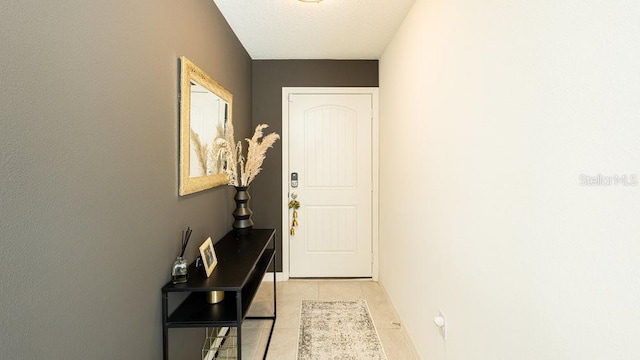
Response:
188,81,227,177
179,56,231,195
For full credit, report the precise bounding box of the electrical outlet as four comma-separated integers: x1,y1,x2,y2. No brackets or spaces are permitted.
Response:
433,310,447,341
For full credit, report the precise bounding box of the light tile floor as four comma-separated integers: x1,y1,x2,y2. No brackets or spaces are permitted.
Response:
238,280,417,360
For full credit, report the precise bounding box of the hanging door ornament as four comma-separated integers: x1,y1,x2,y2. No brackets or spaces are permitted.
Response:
288,193,300,235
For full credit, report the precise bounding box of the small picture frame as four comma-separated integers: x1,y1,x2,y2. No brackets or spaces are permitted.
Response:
199,237,218,277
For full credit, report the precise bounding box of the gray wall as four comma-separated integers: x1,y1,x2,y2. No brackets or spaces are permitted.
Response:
250,60,379,271
0,1,251,359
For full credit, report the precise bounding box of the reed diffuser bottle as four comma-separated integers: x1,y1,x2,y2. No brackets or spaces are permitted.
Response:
171,227,192,284
171,257,188,284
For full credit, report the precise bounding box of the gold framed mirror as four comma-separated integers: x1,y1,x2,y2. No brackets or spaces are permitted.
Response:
179,56,231,196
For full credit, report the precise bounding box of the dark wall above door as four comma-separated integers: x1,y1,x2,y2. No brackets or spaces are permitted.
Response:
251,60,379,271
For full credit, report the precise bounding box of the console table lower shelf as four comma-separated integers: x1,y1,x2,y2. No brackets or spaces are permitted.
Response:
161,229,277,360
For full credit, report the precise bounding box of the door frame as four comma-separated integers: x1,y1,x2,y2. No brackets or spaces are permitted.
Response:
281,87,379,280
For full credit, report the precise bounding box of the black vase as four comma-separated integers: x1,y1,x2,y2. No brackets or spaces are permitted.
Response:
232,186,254,235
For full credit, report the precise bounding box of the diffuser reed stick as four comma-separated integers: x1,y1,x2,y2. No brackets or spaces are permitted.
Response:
180,227,192,257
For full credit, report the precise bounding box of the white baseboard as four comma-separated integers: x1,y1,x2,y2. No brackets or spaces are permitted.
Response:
262,272,288,282
377,281,423,360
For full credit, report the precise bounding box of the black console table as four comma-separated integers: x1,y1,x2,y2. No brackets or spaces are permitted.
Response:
161,229,276,359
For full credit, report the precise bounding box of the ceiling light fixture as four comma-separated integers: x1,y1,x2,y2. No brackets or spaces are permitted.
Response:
298,0,322,3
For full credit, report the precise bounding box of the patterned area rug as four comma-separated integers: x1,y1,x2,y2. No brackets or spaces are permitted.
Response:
298,300,387,360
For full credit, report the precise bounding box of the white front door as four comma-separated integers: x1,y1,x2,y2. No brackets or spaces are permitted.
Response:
286,90,376,278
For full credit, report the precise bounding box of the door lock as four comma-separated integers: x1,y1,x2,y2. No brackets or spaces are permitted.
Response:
291,172,298,188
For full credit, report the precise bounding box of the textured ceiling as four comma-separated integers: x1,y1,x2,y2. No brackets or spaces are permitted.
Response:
212,0,416,60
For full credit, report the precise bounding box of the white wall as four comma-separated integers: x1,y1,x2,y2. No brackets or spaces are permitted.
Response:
379,0,640,359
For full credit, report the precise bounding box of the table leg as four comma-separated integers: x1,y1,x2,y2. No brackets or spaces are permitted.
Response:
162,292,168,360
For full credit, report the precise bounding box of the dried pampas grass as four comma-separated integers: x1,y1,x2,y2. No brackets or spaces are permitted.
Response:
207,121,226,175
190,129,209,175
215,122,279,187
